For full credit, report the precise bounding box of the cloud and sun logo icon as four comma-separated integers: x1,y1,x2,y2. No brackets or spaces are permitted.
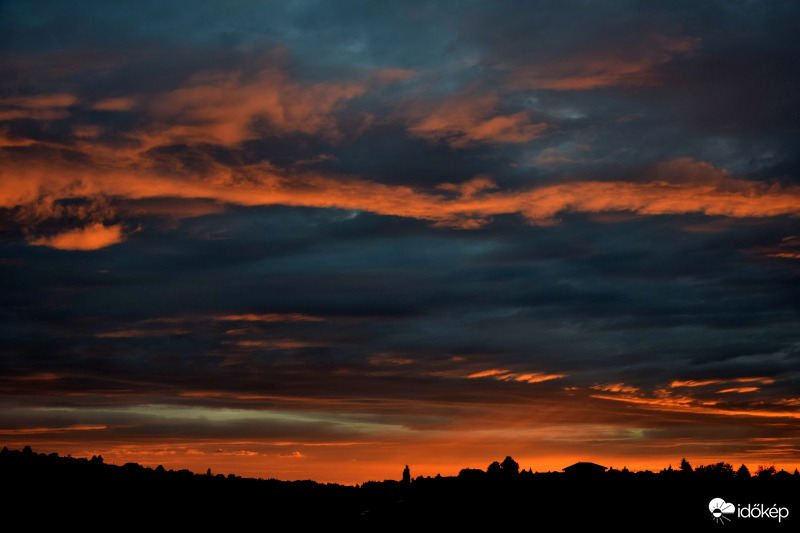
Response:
709,498,736,524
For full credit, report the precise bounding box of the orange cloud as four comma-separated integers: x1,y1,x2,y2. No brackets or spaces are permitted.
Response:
737,377,775,384
592,383,639,394
1,93,78,108
749,236,800,260
95,328,188,338
591,382,800,421
514,373,566,384
467,369,510,378
117,198,226,220
0,92,77,121
228,339,322,349
278,451,305,458
511,33,699,90
438,175,498,197
216,313,326,323
535,147,582,166
0,109,70,121
407,94,548,148
143,69,366,146
376,68,417,84
4,150,800,248
368,353,414,366
466,368,564,384
92,97,136,111
670,379,722,388
29,223,126,250
671,377,775,388
11,373,60,381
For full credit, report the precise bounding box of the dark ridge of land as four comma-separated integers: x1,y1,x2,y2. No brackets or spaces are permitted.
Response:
2,447,797,530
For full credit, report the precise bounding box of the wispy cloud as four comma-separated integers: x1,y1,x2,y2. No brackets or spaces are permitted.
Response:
407,93,548,148
510,32,700,90
467,369,565,383
140,68,366,146
215,313,326,323
0,93,77,120
5,150,800,248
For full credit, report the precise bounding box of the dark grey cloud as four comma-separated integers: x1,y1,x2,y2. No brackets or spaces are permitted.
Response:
1,0,799,477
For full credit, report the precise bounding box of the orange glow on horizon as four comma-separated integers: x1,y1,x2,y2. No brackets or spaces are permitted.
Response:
3,382,797,484
4,439,797,486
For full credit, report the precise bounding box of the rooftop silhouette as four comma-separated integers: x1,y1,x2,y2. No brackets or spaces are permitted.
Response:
563,461,607,475
2,446,796,530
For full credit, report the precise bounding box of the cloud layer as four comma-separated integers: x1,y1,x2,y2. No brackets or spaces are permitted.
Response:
1,0,799,483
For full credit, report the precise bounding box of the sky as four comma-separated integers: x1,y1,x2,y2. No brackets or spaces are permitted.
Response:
1,0,799,484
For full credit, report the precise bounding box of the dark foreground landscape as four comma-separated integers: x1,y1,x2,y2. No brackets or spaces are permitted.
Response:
2,447,797,530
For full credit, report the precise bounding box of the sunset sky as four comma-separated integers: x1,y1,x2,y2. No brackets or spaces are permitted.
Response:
1,1,799,485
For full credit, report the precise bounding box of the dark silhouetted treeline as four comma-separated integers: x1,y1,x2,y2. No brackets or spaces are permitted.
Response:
2,447,797,530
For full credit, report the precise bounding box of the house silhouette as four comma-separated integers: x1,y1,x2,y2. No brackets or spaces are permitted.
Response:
563,462,607,475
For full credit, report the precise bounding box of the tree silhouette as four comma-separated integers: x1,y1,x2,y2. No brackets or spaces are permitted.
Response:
756,465,776,477
2,445,799,529
736,464,750,479
696,462,733,477
679,458,692,472
500,456,519,476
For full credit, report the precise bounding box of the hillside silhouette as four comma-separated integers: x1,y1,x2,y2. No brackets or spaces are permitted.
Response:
2,447,797,530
